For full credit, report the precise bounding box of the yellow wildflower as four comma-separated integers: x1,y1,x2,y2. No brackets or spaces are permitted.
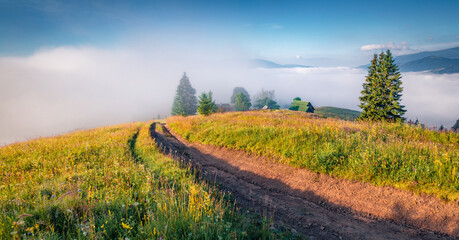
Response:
121,222,132,230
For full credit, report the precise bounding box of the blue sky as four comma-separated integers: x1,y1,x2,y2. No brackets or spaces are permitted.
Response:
1,0,458,65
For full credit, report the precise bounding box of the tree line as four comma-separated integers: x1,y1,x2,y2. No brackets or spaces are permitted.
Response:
171,72,280,116
172,50,406,120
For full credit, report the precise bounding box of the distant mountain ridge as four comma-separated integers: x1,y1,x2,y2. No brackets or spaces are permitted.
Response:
395,47,459,65
358,46,459,74
251,59,311,69
400,56,459,74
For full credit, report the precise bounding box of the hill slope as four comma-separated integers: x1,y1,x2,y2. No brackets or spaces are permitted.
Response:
315,106,361,120
163,118,459,237
0,122,290,239
168,110,459,202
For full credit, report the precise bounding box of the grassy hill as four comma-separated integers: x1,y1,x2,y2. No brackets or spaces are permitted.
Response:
168,110,459,202
0,122,291,239
314,106,361,121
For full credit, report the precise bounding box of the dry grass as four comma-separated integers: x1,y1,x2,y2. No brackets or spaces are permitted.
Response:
0,122,295,239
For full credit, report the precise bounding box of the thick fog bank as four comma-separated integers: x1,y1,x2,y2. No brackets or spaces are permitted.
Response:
1,46,457,146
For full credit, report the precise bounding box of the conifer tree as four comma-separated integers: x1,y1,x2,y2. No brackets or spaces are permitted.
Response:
452,119,459,132
234,92,251,111
197,91,217,116
383,50,406,120
358,50,406,121
171,72,197,116
359,54,380,120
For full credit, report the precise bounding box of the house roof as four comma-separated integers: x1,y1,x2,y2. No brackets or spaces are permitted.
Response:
289,100,314,112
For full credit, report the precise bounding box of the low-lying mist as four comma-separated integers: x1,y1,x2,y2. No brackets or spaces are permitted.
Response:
1,45,458,146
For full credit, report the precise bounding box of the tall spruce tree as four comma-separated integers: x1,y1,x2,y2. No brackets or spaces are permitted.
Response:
382,50,406,120
358,50,406,121
171,72,197,116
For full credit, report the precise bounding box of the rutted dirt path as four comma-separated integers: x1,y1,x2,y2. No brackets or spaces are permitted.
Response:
150,122,458,240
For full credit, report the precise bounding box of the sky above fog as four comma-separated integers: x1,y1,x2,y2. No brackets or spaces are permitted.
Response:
1,0,459,64
0,0,458,145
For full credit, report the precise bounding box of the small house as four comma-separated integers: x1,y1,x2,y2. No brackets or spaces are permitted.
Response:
289,98,314,113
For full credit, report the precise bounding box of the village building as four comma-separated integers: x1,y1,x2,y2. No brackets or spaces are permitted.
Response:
288,98,315,113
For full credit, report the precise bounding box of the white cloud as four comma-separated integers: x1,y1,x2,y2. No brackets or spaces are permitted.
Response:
1,44,457,145
7,46,105,73
401,72,459,127
360,41,409,51
360,44,384,51
0,46,172,145
296,55,302,59
272,24,283,29
0,44,253,145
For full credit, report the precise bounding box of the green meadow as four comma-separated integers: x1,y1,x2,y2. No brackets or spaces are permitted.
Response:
168,110,459,202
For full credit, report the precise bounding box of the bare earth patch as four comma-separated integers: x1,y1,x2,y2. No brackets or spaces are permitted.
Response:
151,122,458,240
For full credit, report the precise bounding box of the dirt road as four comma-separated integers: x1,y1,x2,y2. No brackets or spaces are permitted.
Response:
150,122,457,240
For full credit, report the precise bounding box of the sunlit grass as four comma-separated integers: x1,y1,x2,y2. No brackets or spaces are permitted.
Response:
0,122,295,239
168,110,459,202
